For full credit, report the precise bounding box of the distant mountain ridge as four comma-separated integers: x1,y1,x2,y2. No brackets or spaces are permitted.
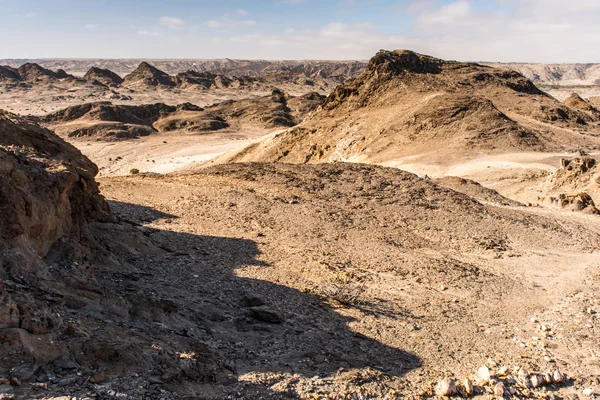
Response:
0,60,363,93
483,62,600,87
0,58,368,80
1,58,600,88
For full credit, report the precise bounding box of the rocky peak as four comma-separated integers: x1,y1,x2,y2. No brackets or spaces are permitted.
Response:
83,66,124,86
123,62,175,88
369,49,443,75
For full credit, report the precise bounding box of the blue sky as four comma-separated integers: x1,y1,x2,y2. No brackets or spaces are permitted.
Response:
1,0,599,62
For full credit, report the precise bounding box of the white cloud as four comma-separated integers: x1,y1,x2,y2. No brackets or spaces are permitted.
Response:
84,24,99,29
205,17,256,29
137,30,162,37
417,0,471,25
235,9,248,16
160,16,185,30
275,0,308,5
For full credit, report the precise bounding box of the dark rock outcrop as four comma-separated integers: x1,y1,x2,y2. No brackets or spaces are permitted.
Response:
0,110,113,368
122,62,175,88
83,66,124,87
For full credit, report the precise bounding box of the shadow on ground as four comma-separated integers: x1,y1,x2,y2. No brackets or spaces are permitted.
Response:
88,201,421,398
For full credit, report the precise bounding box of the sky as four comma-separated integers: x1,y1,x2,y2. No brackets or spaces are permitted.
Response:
0,0,599,63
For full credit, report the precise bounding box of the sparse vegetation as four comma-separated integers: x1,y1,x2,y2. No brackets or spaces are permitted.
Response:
320,272,366,305
130,168,140,175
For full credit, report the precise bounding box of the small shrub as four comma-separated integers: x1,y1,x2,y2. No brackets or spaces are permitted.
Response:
130,168,140,175
320,272,366,305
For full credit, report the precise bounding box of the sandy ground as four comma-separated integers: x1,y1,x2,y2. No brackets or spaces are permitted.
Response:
72,129,275,177
380,152,571,178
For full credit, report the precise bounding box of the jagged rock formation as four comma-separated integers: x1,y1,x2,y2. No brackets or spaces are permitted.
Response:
0,60,363,95
0,110,112,369
225,50,600,165
17,63,75,82
174,70,260,90
546,192,599,214
83,66,124,87
540,157,600,209
122,62,175,89
0,63,76,84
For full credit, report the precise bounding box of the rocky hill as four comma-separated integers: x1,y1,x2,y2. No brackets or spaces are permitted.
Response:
42,90,325,140
122,62,176,89
41,101,179,139
83,66,124,87
224,50,600,166
0,66,20,82
0,63,76,83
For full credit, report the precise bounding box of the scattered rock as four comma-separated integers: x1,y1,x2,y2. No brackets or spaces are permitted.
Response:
435,377,457,397
243,295,265,308
494,382,506,397
463,378,474,396
90,371,106,384
553,370,564,384
249,306,284,323
478,365,492,384
53,356,78,370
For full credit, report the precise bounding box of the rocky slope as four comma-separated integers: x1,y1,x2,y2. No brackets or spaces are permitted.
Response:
158,89,324,132
0,110,113,379
0,111,229,398
224,50,600,166
83,66,124,87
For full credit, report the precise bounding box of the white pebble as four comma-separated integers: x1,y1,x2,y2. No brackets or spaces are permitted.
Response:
435,377,457,397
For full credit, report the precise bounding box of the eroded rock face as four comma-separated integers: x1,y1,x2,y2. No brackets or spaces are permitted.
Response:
552,192,599,214
0,110,112,367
